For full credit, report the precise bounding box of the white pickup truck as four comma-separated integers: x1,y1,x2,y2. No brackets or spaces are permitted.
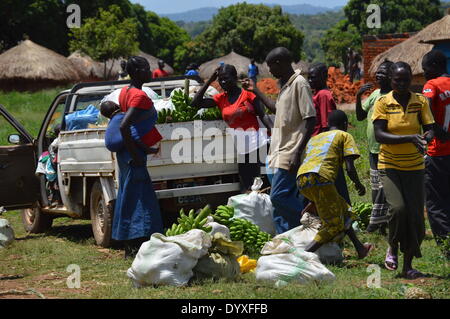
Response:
0,77,243,247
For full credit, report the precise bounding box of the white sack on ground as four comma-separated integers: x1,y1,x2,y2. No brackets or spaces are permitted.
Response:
127,229,211,287
0,219,15,248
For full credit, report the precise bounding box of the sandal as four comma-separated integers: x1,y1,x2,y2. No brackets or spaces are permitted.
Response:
384,248,398,271
403,269,425,280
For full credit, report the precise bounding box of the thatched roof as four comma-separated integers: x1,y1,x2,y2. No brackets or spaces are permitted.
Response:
68,51,104,80
292,61,311,76
200,52,311,80
370,15,450,76
137,51,174,75
199,51,253,79
0,40,80,82
419,15,450,44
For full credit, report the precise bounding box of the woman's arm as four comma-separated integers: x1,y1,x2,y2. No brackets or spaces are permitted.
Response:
374,119,427,154
120,108,147,166
253,97,273,134
242,78,277,113
191,68,220,109
355,83,373,121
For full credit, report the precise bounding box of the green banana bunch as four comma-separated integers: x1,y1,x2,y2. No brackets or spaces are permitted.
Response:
200,107,222,121
170,89,199,123
157,108,174,124
352,202,373,229
165,205,213,236
212,205,272,254
211,205,235,226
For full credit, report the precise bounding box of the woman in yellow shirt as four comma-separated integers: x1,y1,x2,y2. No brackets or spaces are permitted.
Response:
373,62,435,279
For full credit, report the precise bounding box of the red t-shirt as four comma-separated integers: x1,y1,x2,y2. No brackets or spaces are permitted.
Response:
152,69,169,78
213,90,260,130
423,77,450,157
312,89,336,136
119,87,162,147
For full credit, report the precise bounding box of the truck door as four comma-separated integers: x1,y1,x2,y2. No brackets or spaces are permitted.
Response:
0,104,39,210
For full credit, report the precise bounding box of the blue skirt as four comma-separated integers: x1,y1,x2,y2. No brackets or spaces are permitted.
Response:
112,149,163,241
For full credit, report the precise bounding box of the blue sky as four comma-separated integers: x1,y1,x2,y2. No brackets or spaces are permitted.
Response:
134,0,348,14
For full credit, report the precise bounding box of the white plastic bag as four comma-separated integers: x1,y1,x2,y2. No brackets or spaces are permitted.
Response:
255,247,336,287
153,99,175,112
0,219,15,248
127,229,211,287
270,213,344,265
204,216,230,239
227,177,276,236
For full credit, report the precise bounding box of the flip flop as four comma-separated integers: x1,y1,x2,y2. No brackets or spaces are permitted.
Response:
384,248,398,271
403,269,425,280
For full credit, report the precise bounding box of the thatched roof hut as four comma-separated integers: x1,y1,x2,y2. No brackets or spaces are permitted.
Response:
68,50,175,81
200,51,310,80
0,40,80,91
419,15,450,44
370,15,450,88
138,51,174,75
292,60,311,76
199,51,252,80
68,51,105,81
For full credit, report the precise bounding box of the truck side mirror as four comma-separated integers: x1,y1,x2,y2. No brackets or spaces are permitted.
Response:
8,134,21,145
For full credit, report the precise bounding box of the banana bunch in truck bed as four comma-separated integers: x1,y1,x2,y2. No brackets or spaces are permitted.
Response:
165,205,213,236
212,205,272,254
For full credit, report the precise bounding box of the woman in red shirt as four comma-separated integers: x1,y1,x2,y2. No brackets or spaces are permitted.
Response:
192,64,273,192
113,56,163,258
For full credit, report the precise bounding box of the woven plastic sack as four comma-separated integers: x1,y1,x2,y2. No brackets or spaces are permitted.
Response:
270,213,344,265
227,177,276,236
193,233,243,280
255,247,336,287
127,229,211,287
0,219,15,248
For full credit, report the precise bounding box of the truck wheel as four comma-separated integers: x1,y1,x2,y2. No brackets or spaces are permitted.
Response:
22,204,53,233
90,180,113,248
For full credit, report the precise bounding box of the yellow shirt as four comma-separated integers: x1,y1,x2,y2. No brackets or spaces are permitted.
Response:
297,130,360,182
372,91,435,171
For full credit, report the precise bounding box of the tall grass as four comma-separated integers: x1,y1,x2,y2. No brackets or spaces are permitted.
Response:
0,88,63,145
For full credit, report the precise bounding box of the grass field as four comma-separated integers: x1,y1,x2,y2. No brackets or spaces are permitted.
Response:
0,89,448,299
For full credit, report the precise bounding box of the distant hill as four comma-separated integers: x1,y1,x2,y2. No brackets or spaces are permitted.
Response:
162,4,342,22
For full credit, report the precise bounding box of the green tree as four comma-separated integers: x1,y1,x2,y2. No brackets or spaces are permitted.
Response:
344,0,442,35
0,0,67,54
69,5,139,79
0,0,136,55
174,3,304,71
128,4,190,67
321,0,443,68
290,9,345,63
321,20,361,66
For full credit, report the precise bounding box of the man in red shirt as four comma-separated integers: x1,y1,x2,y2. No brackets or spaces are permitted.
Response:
152,60,169,79
422,50,450,258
